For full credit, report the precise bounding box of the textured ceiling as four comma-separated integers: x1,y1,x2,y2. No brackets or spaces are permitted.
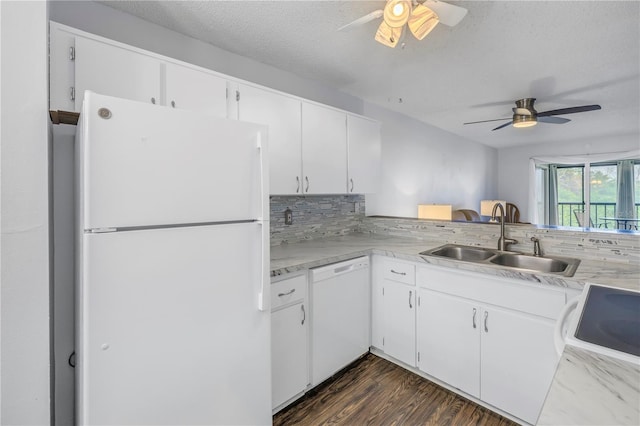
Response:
101,1,640,149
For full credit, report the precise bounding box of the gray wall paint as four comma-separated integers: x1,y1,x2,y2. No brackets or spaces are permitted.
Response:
1,1,51,424
498,133,640,223
364,102,499,217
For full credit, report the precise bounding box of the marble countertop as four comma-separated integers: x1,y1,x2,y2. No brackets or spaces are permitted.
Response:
269,232,640,425
271,233,640,291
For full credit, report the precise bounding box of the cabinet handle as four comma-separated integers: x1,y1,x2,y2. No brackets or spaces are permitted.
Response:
409,291,413,309
277,289,295,297
305,176,310,192
390,269,406,276
171,100,176,108
484,311,489,332
151,97,156,104
301,304,306,325
296,176,300,193
350,178,354,192
472,308,477,329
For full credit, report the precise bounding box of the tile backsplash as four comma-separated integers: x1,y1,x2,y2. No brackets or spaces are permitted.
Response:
270,195,365,245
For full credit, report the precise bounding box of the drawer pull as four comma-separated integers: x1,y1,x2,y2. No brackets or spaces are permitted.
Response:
301,304,306,325
277,289,296,297
484,311,489,332
390,269,407,276
409,290,413,309
472,308,477,329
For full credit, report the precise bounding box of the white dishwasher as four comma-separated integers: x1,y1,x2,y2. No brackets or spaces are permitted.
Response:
310,256,370,385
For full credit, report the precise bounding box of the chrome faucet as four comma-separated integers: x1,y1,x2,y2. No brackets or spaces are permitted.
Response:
491,203,518,251
531,237,542,256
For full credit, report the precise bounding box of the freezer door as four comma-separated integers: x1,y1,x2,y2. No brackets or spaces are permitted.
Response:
76,224,271,425
77,92,268,229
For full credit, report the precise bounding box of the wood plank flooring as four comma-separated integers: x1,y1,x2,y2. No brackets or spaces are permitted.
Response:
273,353,519,426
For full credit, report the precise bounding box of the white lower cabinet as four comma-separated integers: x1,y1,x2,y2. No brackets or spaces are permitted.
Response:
480,305,557,424
373,257,417,367
417,288,480,397
271,274,309,411
417,264,566,425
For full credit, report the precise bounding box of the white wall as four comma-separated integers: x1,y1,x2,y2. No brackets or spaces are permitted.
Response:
498,133,640,223
364,103,499,217
0,1,51,424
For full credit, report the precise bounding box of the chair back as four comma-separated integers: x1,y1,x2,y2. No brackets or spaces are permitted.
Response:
505,203,520,223
573,209,594,227
458,209,481,222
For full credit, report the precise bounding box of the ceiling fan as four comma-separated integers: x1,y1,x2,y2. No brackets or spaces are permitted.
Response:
338,0,468,48
464,98,602,131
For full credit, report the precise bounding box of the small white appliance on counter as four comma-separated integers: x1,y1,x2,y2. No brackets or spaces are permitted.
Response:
75,92,271,425
310,256,370,385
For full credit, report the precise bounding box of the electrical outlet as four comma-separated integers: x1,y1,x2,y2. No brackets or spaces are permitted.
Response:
284,208,293,225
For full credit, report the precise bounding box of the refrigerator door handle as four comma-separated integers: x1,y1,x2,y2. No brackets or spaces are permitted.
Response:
257,220,270,312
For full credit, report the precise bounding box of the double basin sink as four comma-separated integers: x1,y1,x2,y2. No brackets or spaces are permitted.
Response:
420,244,581,277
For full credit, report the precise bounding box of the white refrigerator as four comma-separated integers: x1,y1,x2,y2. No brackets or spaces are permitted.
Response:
75,92,271,425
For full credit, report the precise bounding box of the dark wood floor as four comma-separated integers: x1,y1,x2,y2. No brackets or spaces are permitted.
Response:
273,353,519,426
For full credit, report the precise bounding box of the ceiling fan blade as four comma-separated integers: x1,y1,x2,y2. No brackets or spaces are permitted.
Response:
423,0,468,27
537,104,602,117
375,20,403,48
538,116,571,124
337,9,383,31
408,4,439,40
492,121,513,131
464,117,512,125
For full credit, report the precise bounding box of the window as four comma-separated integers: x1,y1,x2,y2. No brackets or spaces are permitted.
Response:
540,159,639,229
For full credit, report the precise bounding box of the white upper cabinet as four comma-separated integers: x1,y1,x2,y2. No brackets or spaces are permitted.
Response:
347,115,381,194
238,85,302,195
75,37,161,110
301,102,348,194
164,62,228,117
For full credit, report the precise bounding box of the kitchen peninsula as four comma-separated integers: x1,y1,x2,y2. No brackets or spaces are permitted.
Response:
271,217,640,425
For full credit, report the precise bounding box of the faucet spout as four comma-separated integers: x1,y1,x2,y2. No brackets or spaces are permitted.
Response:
491,203,517,251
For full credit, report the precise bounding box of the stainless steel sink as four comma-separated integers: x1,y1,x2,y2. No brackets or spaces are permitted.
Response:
428,245,495,262
420,244,581,277
489,253,579,275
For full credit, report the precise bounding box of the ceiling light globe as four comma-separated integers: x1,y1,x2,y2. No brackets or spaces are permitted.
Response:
512,120,538,128
384,0,411,28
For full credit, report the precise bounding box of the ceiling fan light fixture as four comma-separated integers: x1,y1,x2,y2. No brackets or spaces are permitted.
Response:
375,20,402,48
383,0,412,28
512,114,538,128
408,4,439,40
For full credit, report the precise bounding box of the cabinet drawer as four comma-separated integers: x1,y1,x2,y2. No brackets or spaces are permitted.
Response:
271,274,307,310
383,259,415,285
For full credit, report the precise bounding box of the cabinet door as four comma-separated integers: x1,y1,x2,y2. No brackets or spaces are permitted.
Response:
165,62,227,117
238,85,302,195
75,37,161,110
417,289,481,398
347,115,381,194
481,306,558,424
301,102,347,194
382,280,416,366
272,302,308,409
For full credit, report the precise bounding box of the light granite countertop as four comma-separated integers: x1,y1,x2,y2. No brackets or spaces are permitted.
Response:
270,233,640,425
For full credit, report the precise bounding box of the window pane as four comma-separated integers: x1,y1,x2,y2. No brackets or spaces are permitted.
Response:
556,167,583,226
590,164,617,225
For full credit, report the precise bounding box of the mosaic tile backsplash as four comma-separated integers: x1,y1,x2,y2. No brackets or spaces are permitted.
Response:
270,195,365,245
269,195,639,264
